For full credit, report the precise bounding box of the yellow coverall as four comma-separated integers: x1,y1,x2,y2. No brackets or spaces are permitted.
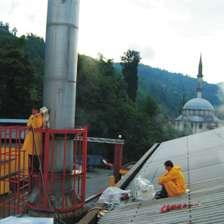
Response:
159,165,186,197
22,114,43,173
22,114,43,155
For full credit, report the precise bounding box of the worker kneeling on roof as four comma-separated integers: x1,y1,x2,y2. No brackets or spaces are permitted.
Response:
155,160,186,199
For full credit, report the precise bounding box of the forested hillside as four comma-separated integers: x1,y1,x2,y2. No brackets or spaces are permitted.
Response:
0,25,41,117
1,22,223,161
0,23,178,161
138,65,223,116
75,55,179,161
114,64,224,116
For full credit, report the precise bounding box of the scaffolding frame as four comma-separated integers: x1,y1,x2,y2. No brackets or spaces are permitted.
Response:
0,126,88,217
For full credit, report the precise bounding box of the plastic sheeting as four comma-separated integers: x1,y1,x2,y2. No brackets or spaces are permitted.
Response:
98,187,130,210
133,176,155,200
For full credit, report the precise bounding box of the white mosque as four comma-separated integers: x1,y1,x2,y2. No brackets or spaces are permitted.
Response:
175,56,221,134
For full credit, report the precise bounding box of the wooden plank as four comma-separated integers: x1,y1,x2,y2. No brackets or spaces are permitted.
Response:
77,207,102,224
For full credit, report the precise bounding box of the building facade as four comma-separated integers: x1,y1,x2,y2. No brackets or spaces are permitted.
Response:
175,56,220,134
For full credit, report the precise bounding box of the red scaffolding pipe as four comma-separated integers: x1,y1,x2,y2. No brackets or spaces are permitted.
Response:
0,126,88,217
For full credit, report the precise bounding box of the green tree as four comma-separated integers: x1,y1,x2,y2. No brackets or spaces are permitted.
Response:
0,23,181,161
0,36,35,118
121,49,141,102
75,54,183,161
23,34,45,106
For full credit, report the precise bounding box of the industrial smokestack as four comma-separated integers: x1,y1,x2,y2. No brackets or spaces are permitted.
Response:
42,0,80,207
44,0,79,129
28,0,80,213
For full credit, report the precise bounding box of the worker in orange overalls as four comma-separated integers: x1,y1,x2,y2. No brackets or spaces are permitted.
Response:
155,160,186,199
22,106,43,172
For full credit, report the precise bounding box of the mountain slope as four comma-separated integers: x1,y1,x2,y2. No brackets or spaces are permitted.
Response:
115,63,223,117
138,64,223,116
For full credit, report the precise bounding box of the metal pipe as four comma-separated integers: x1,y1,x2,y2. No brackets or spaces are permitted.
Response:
42,0,80,210
44,0,79,129
43,0,79,172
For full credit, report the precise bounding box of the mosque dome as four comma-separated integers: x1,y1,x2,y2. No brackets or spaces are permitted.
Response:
183,98,215,111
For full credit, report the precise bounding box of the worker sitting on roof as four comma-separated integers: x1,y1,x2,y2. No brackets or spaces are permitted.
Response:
155,160,186,199
22,105,44,172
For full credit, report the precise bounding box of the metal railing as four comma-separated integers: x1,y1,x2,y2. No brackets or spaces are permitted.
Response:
0,126,88,217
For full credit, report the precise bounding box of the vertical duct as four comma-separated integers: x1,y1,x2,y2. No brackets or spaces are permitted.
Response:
44,0,79,129
44,0,80,172
42,0,80,209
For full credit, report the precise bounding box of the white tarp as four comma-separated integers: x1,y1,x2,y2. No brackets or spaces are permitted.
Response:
133,176,155,200
98,186,131,210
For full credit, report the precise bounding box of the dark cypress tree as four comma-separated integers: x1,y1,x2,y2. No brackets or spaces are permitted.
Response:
121,49,141,102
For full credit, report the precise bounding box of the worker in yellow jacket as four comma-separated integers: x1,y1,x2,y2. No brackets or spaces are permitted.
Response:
155,160,186,199
22,106,43,172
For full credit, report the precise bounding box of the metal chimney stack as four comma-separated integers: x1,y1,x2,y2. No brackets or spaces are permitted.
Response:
42,0,80,205
44,0,79,129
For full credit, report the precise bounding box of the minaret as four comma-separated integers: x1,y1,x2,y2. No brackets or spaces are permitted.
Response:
197,54,203,98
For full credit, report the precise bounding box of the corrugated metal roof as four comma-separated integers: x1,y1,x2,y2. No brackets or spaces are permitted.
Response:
0,119,27,124
0,216,53,223
99,127,224,224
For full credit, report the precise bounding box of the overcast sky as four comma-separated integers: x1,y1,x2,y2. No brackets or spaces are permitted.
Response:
0,0,224,83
